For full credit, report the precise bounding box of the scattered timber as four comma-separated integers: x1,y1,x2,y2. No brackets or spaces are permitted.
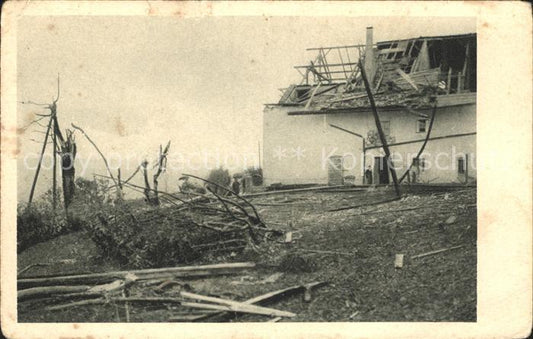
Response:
170,281,326,322
297,249,355,256
18,263,52,277
19,285,91,301
180,291,296,317
360,205,430,215
327,197,401,212
245,185,346,198
411,245,464,260
18,262,255,289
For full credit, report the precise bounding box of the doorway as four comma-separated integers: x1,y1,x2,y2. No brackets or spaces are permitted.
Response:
373,157,390,184
328,156,344,186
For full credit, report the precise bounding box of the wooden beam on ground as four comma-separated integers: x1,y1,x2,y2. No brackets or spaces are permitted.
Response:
18,262,255,289
297,249,355,256
171,282,326,322
18,285,91,301
327,197,401,212
180,291,296,318
245,185,346,198
411,245,464,260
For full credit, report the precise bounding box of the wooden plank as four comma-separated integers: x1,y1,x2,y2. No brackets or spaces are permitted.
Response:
378,48,404,55
180,292,296,317
305,82,322,109
365,132,477,151
396,69,418,90
174,282,326,322
245,185,345,198
19,285,91,301
446,68,452,94
411,245,464,260
297,249,354,256
328,197,401,212
19,262,255,289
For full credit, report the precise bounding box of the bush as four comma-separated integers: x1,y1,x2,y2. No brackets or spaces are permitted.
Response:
17,189,69,253
86,205,246,268
245,167,263,186
17,178,110,253
206,167,231,195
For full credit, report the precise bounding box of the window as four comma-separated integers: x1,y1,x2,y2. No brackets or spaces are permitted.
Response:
381,121,390,137
458,158,465,174
416,119,427,133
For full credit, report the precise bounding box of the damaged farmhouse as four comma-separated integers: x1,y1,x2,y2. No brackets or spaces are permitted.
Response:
15,16,479,324
263,28,476,186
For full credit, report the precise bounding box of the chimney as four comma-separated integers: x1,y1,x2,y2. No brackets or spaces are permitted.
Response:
364,26,375,83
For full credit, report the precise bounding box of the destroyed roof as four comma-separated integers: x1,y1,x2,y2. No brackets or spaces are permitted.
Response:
377,33,476,45
275,31,476,112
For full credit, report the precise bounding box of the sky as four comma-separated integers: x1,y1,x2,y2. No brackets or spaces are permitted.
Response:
17,15,475,201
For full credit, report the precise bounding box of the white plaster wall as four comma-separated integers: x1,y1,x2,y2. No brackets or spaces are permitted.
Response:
263,106,362,186
263,102,476,186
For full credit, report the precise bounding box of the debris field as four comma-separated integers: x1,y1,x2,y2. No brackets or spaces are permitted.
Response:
18,186,476,322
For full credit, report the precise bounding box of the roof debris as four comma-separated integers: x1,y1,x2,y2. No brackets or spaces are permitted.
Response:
276,32,476,112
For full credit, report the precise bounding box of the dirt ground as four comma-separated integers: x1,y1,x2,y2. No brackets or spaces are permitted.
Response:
18,186,476,322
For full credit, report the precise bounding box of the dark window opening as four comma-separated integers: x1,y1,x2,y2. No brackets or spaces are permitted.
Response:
416,119,427,133
295,88,311,100
458,158,465,174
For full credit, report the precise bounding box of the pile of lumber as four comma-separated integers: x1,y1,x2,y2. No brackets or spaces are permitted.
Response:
18,262,326,322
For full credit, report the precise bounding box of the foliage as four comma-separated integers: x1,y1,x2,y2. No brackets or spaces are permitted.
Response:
17,178,110,253
73,177,108,205
245,167,263,186
17,189,69,253
179,177,207,194
86,205,245,268
206,167,231,195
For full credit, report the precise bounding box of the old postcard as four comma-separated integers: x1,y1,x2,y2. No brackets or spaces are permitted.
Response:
1,1,531,338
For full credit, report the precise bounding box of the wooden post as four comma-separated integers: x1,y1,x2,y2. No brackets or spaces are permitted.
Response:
447,68,452,94
465,153,469,185
359,61,401,197
457,72,463,93
52,119,57,210
462,43,469,90
29,116,53,204
362,138,366,184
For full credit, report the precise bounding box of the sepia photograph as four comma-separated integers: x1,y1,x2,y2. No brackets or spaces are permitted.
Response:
1,1,531,338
